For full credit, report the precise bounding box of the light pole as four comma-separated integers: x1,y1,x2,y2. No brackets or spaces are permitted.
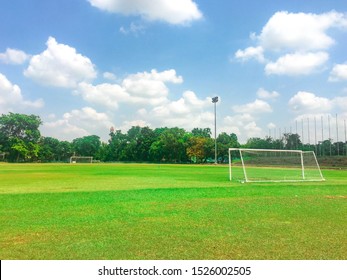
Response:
212,96,219,164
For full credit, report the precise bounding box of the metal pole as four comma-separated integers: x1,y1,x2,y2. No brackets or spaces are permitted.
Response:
321,116,324,156
328,115,332,156
302,118,304,149
295,120,298,150
344,119,347,156
336,114,339,156
214,101,217,162
315,116,317,155
229,149,232,181
212,96,218,164
308,117,311,149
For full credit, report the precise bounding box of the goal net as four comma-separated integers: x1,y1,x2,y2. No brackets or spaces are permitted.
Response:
70,156,93,164
228,148,325,183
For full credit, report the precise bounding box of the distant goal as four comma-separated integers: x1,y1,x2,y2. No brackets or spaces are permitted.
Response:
70,156,93,164
228,148,325,183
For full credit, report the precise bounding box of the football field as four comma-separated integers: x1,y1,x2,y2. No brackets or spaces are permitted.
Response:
0,163,346,260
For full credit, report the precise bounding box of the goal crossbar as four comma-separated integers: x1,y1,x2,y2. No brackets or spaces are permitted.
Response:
228,148,325,183
70,156,93,163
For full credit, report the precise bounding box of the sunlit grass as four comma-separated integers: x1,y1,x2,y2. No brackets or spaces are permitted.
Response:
0,163,346,259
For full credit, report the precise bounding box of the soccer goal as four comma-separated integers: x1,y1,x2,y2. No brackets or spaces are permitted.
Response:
70,156,93,164
0,152,6,161
228,148,325,183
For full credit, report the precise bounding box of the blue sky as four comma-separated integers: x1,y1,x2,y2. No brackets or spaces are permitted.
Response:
1,0,347,143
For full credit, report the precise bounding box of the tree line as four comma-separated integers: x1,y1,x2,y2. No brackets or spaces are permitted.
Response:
245,133,347,156
0,113,240,163
0,113,345,163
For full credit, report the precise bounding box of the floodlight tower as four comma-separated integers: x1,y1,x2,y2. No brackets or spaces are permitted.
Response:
212,96,219,164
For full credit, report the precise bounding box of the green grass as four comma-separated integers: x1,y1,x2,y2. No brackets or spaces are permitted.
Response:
0,163,346,260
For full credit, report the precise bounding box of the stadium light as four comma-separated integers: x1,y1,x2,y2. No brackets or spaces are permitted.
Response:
212,96,219,164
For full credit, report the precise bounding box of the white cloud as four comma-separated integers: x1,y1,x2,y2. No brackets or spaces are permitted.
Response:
75,69,214,136
288,91,333,114
125,69,183,84
329,63,347,81
232,99,272,114
234,46,265,63
24,37,97,88
103,72,117,81
73,69,218,136
224,113,254,127
77,82,126,109
43,118,88,140
243,121,263,138
77,69,183,108
122,69,182,99
64,107,112,128
235,11,347,76
0,73,44,113
265,52,329,76
291,113,347,145
0,48,30,64
42,107,113,141
143,90,212,128
120,22,146,35
223,114,262,143
223,98,274,142
258,11,347,52
118,119,152,133
88,0,203,25
267,122,276,129
167,90,211,114
333,96,347,110
256,88,280,100
288,93,347,144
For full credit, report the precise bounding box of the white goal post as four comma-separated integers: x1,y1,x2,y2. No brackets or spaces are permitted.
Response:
70,156,93,164
228,148,325,183
0,152,6,161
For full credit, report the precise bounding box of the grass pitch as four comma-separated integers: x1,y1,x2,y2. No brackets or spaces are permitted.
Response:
0,163,346,260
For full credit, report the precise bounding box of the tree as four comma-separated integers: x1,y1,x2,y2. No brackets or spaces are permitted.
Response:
283,133,302,150
191,128,212,138
133,126,156,161
0,113,42,162
187,136,214,163
56,141,73,161
119,126,156,161
321,139,333,156
246,137,274,149
217,132,240,162
108,129,127,161
96,142,110,162
150,127,188,162
39,137,60,162
38,137,73,162
72,135,101,158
